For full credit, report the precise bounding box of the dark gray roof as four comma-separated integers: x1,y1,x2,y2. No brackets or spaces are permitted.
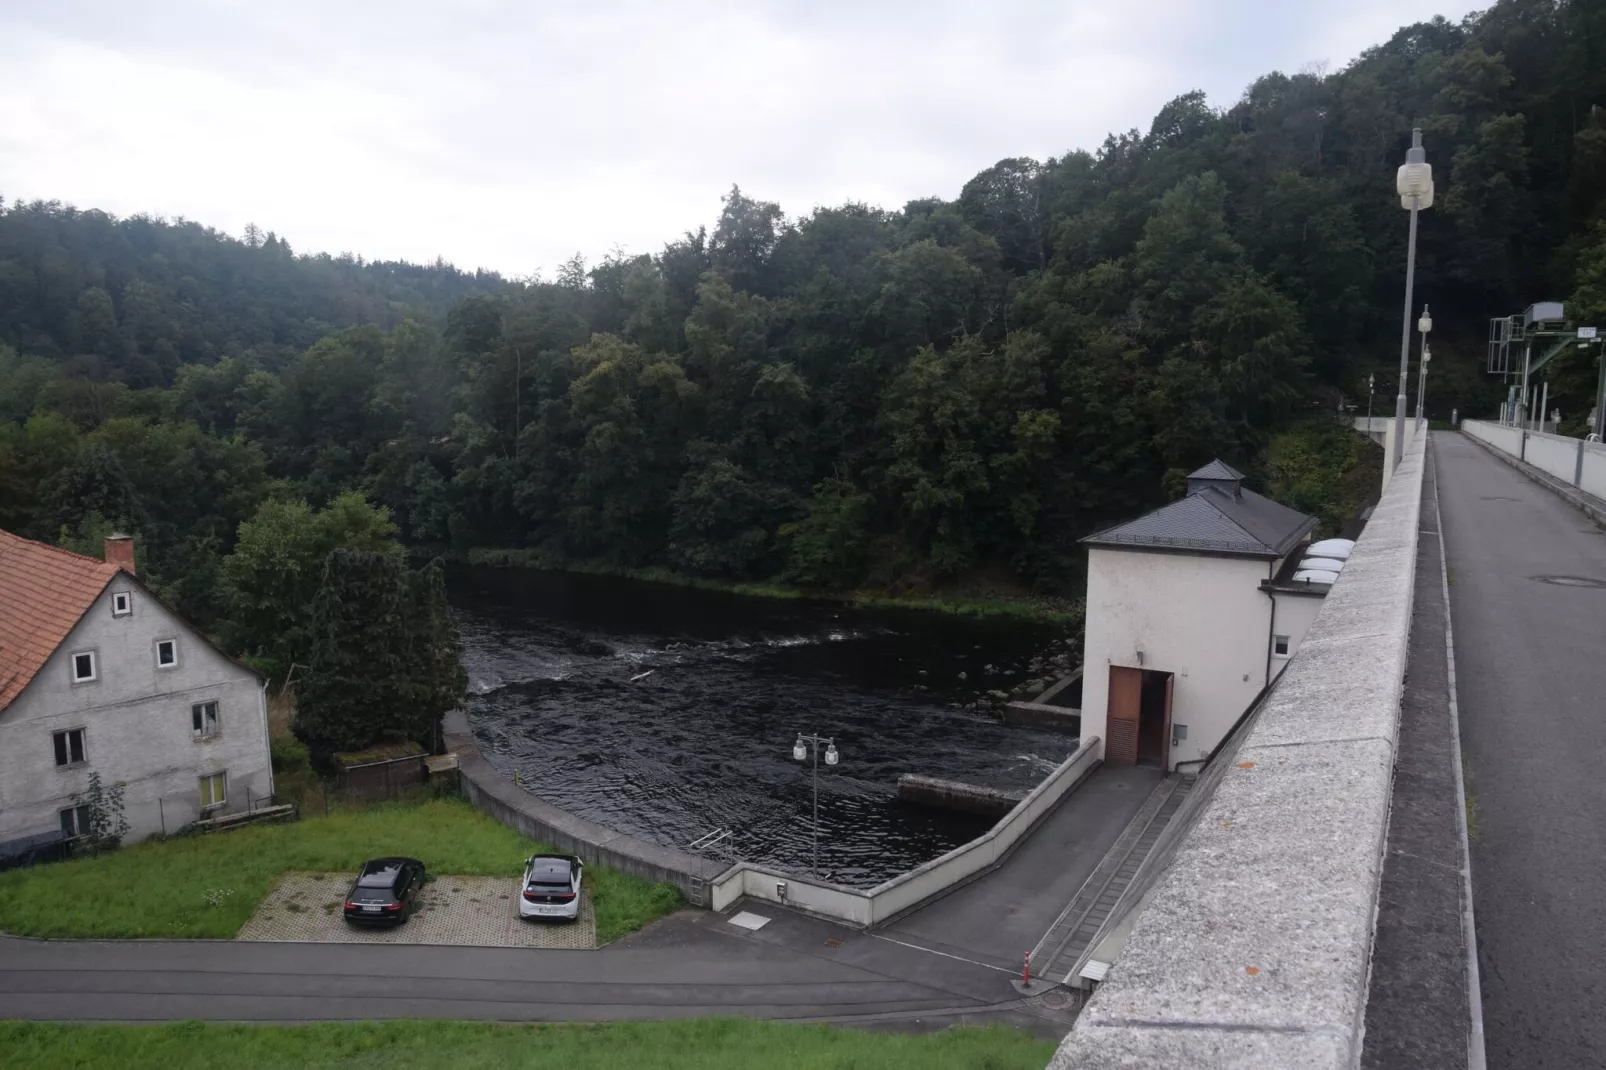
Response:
1188,459,1245,481
1082,482,1317,558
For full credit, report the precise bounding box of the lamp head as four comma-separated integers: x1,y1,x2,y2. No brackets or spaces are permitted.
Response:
793,738,806,762
824,743,839,766
1418,305,1432,333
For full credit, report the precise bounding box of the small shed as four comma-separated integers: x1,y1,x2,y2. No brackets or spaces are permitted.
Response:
333,741,427,800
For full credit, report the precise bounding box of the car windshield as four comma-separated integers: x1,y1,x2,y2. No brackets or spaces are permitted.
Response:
526,860,571,886
357,862,403,888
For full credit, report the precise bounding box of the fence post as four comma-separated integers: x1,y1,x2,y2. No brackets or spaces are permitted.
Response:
1577,437,1586,487
158,797,165,837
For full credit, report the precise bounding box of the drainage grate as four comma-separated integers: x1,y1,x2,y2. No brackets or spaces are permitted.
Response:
1531,575,1606,589
1480,495,1522,502
823,938,844,948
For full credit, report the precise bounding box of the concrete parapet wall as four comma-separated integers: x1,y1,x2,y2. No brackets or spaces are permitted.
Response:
444,711,722,900
1464,420,1606,507
1052,432,1427,1069
709,737,1102,926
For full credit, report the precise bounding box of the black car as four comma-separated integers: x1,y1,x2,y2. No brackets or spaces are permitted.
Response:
343,857,425,926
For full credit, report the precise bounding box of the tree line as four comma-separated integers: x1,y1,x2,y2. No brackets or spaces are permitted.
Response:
2,0,1605,649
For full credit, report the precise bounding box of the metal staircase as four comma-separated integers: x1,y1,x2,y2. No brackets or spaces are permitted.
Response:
1029,774,1193,984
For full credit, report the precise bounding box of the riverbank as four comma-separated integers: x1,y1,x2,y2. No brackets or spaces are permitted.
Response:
461,548,1082,627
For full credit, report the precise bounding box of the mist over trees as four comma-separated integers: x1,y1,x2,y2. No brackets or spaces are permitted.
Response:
2,0,1604,618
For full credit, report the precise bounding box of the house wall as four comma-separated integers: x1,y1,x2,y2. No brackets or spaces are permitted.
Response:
1269,591,1325,680
0,579,272,844
1082,548,1273,770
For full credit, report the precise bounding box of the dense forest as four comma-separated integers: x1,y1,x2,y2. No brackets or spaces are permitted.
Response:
3,0,1606,659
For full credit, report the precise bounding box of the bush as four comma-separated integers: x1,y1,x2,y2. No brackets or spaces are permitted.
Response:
270,737,311,774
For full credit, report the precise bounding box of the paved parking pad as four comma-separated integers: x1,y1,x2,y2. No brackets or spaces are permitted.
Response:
236,872,595,949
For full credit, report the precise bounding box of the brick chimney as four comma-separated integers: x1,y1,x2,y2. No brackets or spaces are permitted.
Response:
104,533,136,575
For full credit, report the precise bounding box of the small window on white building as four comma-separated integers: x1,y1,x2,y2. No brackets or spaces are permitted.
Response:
60,804,94,838
1273,634,1291,657
192,700,220,739
53,728,86,766
70,650,97,683
200,771,227,810
155,638,178,669
111,591,132,617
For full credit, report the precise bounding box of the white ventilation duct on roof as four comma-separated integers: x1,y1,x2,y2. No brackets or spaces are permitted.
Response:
1293,569,1341,585
1307,538,1355,560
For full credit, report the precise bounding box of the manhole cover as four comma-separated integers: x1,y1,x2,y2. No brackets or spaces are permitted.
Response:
1531,575,1606,589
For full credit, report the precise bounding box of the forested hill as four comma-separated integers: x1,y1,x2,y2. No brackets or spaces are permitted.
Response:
3,0,1606,625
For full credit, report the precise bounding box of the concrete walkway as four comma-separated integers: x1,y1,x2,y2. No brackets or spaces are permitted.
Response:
882,764,1162,971
1435,431,1606,1069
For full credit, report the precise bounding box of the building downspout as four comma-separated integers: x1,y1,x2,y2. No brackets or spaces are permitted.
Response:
259,680,276,801
1264,562,1277,686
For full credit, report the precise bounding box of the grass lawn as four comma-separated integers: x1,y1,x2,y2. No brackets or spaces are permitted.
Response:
0,798,679,944
0,1020,1059,1069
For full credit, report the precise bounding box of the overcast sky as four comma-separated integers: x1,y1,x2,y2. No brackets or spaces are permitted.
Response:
0,1,1480,278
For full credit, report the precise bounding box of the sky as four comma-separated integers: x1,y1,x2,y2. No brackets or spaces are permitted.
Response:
0,1,1483,279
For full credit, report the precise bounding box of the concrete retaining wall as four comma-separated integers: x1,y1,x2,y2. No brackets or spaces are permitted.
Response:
1052,430,1427,1068
709,737,1102,926
897,774,1023,817
444,710,722,900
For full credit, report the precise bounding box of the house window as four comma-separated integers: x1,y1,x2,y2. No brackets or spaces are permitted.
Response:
155,638,178,669
60,804,94,838
53,728,87,767
111,591,132,617
71,650,97,683
200,771,227,810
192,701,220,739
1273,634,1291,657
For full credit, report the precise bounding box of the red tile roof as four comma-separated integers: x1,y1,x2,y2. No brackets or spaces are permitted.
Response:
0,529,121,711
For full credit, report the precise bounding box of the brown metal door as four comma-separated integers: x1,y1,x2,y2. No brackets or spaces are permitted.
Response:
1106,666,1142,766
1161,672,1174,771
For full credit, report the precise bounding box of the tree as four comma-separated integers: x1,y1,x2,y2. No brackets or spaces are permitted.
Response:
295,550,463,754
218,492,401,676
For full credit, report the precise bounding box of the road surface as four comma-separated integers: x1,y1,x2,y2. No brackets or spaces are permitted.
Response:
1435,431,1606,1070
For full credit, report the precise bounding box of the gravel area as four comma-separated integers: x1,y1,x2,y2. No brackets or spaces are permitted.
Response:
236,872,595,949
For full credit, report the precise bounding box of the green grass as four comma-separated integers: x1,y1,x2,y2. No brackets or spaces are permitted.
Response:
464,548,1080,625
0,1020,1057,1070
0,798,679,944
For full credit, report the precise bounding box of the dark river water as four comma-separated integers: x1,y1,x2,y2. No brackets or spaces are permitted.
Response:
454,566,1078,887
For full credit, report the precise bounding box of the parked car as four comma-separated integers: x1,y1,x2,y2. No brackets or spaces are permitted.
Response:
519,854,583,921
343,857,426,926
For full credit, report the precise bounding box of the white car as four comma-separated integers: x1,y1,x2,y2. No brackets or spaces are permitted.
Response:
519,854,583,921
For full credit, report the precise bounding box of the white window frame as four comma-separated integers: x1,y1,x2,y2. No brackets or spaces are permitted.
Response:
70,649,98,683
60,804,94,838
154,637,179,670
111,591,132,617
200,771,227,810
53,726,87,767
1273,634,1292,658
192,700,221,740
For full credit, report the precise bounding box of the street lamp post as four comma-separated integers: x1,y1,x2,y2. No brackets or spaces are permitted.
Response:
1366,372,1375,427
1392,129,1434,471
1415,306,1432,422
792,733,838,878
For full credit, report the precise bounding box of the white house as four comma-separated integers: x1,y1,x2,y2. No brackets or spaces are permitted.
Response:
0,531,273,858
1078,461,1333,772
